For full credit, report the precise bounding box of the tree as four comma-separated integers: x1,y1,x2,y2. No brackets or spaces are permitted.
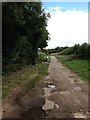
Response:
76,43,88,59
2,3,25,61
2,2,50,73
23,2,50,64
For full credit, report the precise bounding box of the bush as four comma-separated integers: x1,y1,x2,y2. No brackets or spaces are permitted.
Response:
60,47,74,55
60,43,90,60
40,52,47,62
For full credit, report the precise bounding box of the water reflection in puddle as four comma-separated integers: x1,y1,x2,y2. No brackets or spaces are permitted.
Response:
48,84,56,89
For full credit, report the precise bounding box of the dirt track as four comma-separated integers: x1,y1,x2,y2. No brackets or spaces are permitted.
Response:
2,56,88,119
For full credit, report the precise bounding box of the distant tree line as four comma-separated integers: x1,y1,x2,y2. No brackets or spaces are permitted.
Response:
60,43,90,59
2,2,50,73
48,43,90,60
48,46,69,54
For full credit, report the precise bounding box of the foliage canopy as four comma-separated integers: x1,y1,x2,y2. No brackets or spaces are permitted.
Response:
2,2,50,73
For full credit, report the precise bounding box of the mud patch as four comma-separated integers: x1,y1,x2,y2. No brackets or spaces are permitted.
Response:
21,106,46,118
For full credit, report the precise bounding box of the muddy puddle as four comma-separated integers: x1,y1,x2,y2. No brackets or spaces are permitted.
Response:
21,106,46,118
42,99,59,111
42,84,59,111
21,84,59,118
42,99,54,111
73,112,87,118
20,97,46,118
43,88,52,97
42,86,58,111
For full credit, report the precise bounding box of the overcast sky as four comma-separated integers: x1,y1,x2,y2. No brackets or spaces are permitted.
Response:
42,2,88,49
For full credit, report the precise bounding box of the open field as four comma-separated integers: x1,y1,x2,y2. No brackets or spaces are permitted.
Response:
56,55,89,82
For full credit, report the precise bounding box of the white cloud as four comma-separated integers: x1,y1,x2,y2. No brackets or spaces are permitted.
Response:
47,6,62,11
46,8,88,48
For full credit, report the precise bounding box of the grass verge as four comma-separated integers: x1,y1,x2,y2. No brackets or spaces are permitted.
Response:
55,55,70,62
56,55,90,83
26,63,49,90
26,76,40,90
3,63,49,99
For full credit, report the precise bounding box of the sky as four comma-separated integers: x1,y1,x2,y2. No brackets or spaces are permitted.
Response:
42,2,88,49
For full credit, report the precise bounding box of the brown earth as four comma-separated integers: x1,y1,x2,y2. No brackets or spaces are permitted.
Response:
2,56,89,119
